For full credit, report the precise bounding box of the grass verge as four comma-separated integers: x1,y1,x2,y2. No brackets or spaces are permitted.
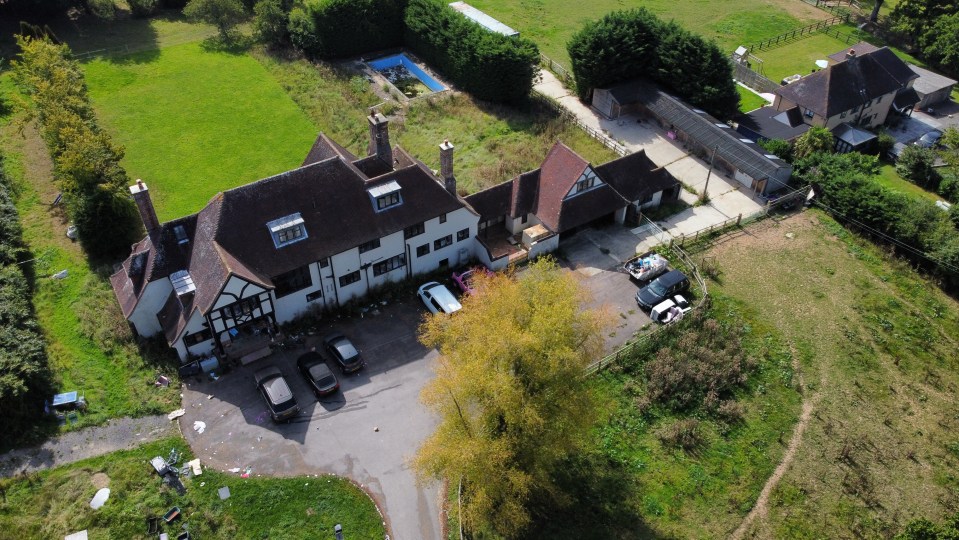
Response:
706,211,959,538
737,86,768,114
0,436,386,539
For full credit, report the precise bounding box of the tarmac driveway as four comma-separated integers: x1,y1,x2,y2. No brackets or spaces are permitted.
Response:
179,300,441,540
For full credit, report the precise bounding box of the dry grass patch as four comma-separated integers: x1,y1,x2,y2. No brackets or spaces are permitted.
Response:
706,211,959,538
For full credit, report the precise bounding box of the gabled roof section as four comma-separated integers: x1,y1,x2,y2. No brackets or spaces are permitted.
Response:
776,47,918,118
511,170,540,217
464,181,513,220
911,64,958,95
302,133,358,166
594,150,680,202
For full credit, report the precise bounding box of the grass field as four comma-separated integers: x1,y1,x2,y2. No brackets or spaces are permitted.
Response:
737,86,768,114
0,436,386,539
0,88,182,445
83,42,318,221
468,0,828,68
875,163,943,203
705,212,959,538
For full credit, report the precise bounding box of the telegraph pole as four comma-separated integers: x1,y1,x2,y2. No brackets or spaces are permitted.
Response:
701,145,718,204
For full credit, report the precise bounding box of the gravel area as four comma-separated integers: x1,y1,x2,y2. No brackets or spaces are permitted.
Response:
0,415,177,477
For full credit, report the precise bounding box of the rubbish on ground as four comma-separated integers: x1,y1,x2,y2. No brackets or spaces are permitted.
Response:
227,468,241,473
373,426,379,432
64,531,88,540
206,395,213,400
785,232,795,239
155,376,170,387
159,534,169,540
200,482,205,487
187,459,202,476
209,372,219,381
163,506,181,523
218,486,231,500
193,421,206,434
241,467,252,479
52,269,68,280
167,409,185,421
89,488,110,509
147,516,161,534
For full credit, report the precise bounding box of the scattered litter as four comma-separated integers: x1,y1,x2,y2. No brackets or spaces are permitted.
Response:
206,395,213,400
167,409,185,420
240,467,252,479
208,372,219,381
200,482,205,487
52,269,69,280
227,468,241,473
163,506,181,523
155,376,170,387
64,531,88,540
373,426,379,432
187,459,202,476
218,486,231,500
89,488,110,509
192,421,206,434
785,232,795,239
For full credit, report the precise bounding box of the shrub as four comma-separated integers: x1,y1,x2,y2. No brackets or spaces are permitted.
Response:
877,131,896,157
86,0,116,19
897,145,941,190
794,127,834,159
287,5,320,56
759,138,793,163
183,0,246,40
657,418,704,451
253,0,288,45
128,0,160,17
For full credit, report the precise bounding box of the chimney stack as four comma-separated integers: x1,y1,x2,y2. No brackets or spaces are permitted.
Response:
130,179,160,241
846,48,856,59
368,110,393,167
439,139,456,196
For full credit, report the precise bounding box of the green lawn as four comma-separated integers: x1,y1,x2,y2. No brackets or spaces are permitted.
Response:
875,163,942,203
468,0,828,68
83,42,318,220
0,436,386,539
737,85,768,114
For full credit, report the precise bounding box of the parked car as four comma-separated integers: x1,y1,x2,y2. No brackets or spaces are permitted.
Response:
635,270,690,309
418,281,462,314
253,366,299,422
650,294,692,324
322,332,364,373
623,252,668,282
452,267,491,295
296,351,339,397
914,130,943,148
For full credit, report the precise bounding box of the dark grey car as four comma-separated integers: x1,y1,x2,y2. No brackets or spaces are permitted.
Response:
297,351,340,397
322,332,364,373
636,270,690,309
254,366,300,422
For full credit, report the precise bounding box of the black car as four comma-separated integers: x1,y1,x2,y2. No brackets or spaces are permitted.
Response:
297,351,340,397
322,332,364,373
253,366,300,422
636,270,690,310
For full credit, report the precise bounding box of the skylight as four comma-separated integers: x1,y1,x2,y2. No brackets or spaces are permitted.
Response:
170,270,196,296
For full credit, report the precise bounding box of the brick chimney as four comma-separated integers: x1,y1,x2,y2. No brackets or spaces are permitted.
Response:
129,179,160,241
439,139,456,196
846,48,856,59
368,111,393,167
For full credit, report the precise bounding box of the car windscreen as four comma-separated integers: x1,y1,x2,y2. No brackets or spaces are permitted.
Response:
648,279,668,297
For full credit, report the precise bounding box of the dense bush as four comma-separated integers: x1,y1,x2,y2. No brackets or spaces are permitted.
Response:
897,145,940,190
404,0,538,103
253,0,289,45
85,0,116,19
759,138,793,163
12,37,142,261
128,0,160,17
292,0,405,59
567,8,740,119
0,153,53,439
798,151,959,290
887,0,959,77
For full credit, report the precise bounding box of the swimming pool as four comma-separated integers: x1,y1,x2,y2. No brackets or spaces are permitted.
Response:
367,53,446,93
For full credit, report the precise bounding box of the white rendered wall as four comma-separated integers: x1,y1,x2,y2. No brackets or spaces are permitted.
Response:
129,279,173,337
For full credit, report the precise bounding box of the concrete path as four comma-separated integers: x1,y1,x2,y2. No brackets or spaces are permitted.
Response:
535,70,765,250
0,415,177,477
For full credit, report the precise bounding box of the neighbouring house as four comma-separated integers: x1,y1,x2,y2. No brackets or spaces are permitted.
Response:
448,2,519,37
592,81,792,195
738,43,928,153
465,142,681,268
112,114,679,362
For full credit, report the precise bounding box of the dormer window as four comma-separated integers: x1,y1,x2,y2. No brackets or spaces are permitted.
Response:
368,180,402,212
267,213,308,248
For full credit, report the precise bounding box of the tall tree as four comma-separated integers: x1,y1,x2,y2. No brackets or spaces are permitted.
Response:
414,258,608,537
869,0,884,22
793,127,834,159
183,0,246,40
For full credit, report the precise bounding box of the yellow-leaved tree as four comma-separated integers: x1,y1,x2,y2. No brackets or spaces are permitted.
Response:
414,258,609,537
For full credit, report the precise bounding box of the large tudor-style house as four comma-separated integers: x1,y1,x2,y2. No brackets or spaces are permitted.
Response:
112,113,680,362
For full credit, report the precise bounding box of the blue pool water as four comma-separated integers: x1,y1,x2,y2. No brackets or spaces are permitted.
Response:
367,54,446,93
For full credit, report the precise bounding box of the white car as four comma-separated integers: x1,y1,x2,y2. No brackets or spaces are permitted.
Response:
650,294,692,324
417,282,462,315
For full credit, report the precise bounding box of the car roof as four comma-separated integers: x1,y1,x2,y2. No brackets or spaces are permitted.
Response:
261,374,294,405
654,270,688,287
327,335,358,358
307,361,334,381
426,284,461,312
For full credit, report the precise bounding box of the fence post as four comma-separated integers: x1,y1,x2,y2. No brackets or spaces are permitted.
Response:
737,213,742,226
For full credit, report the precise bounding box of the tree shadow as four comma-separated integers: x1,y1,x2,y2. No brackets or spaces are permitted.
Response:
521,452,669,540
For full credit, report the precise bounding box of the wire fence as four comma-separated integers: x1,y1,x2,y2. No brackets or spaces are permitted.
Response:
539,53,574,87
731,62,780,93
799,0,860,17
531,92,630,157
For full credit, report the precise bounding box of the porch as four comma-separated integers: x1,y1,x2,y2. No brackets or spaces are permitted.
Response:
219,318,275,365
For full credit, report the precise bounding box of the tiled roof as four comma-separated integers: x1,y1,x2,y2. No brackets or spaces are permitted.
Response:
534,142,592,231
736,106,812,142
594,150,680,202
464,181,513,220
776,46,918,118
302,133,357,166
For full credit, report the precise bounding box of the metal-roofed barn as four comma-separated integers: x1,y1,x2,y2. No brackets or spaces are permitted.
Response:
448,2,519,37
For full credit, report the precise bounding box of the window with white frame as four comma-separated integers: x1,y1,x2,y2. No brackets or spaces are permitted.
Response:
373,254,406,276
368,181,403,212
267,213,308,248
